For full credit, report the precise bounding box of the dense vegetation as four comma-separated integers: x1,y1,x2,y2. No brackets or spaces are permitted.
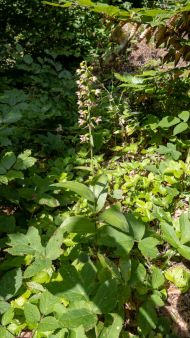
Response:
0,0,190,337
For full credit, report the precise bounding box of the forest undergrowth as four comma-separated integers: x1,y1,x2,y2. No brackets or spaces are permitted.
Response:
0,0,190,337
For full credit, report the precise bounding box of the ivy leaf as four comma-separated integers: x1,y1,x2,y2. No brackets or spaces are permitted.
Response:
38,316,60,332
99,206,129,233
52,181,95,202
138,237,159,259
173,122,188,135
0,268,22,300
59,308,97,331
92,279,118,314
24,302,41,326
179,212,190,244
126,213,145,240
39,291,60,315
45,228,63,260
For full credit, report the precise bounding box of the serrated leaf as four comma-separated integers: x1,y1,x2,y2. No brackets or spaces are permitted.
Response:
59,308,97,331
40,291,60,315
160,222,180,248
151,267,165,289
93,174,108,212
0,268,22,300
99,206,129,233
52,181,95,202
24,257,52,279
92,279,117,314
173,122,188,135
126,213,145,240
178,111,190,122
179,212,190,244
38,316,60,332
45,228,63,260
60,216,95,234
138,237,159,259
24,302,41,326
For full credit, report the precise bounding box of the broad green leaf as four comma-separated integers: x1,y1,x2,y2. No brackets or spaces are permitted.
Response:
24,257,52,279
14,150,36,170
92,279,117,314
0,327,14,338
150,293,164,307
159,116,180,128
93,174,108,212
0,268,22,300
126,213,145,240
49,329,69,338
40,291,60,315
59,308,97,331
1,307,14,326
179,212,190,244
0,300,10,314
160,222,180,248
138,301,157,335
52,181,95,202
0,152,16,174
79,260,97,295
165,265,190,292
98,253,121,281
99,206,129,233
69,326,87,338
38,194,60,208
138,237,159,259
173,122,188,135
178,111,190,122
24,302,41,326
60,216,95,234
177,244,190,260
151,267,165,289
38,316,60,332
119,258,131,284
99,313,123,338
98,225,134,257
45,228,63,260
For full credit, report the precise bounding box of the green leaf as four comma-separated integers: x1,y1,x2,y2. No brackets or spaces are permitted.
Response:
173,122,188,135
138,301,157,335
24,302,41,326
177,244,190,260
14,150,36,170
40,291,60,315
98,253,121,281
0,327,14,337
60,216,95,234
0,268,22,300
45,228,63,260
1,307,14,326
98,225,134,257
151,267,165,289
165,265,190,292
38,194,60,208
0,300,10,314
160,222,180,248
59,308,97,331
92,279,118,314
150,292,165,307
179,212,190,244
178,111,190,122
126,213,145,240
24,257,52,279
93,174,108,212
38,316,60,332
69,326,87,338
159,116,180,128
0,152,16,174
138,237,159,259
98,313,123,338
52,181,95,202
99,206,129,233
